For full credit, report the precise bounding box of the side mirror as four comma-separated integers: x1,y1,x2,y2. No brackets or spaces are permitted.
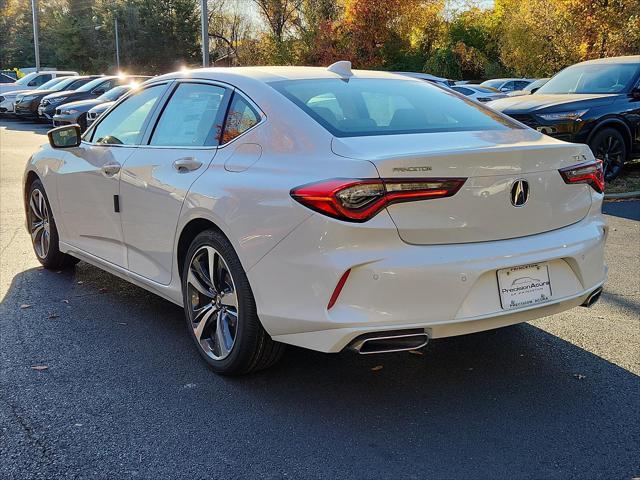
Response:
500,87,509,92
630,87,640,100
28,80,37,86
48,125,82,148
530,87,540,94
93,88,105,95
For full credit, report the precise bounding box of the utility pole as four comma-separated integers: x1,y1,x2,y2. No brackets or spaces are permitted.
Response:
31,0,40,71
114,17,120,71
201,0,209,67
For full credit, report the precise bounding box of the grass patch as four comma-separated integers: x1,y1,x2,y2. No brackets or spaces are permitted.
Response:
605,158,640,194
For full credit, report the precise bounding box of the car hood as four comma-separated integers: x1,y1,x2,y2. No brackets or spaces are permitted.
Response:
0,85,29,95
487,93,618,113
43,90,92,102
59,98,102,112
89,101,114,114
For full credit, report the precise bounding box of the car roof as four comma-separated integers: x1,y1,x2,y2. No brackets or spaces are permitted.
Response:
154,66,421,84
576,55,640,65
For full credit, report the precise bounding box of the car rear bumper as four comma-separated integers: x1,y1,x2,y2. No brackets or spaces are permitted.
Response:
249,200,607,353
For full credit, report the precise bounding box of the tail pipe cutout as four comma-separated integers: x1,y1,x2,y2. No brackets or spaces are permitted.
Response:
347,329,429,354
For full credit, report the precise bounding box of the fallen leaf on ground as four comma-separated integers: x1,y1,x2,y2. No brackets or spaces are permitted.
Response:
371,365,384,372
31,365,48,371
98,288,108,294
61,299,69,304
408,350,424,356
20,304,32,309
116,322,127,326
56,271,62,274
573,374,586,380
47,313,60,319
76,281,83,285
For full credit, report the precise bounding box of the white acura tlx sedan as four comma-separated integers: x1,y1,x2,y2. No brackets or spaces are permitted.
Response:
24,62,607,375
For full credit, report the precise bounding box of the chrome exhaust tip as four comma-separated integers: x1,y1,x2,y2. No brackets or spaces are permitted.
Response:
348,329,429,355
581,287,603,308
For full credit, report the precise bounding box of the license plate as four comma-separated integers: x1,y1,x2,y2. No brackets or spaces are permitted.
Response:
497,263,552,310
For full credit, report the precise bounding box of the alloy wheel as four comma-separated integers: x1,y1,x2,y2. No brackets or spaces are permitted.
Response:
594,134,624,182
29,188,51,259
186,246,239,360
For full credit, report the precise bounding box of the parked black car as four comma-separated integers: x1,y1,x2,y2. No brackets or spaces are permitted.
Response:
39,75,147,121
14,76,100,120
488,56,640,181
53,79,150,130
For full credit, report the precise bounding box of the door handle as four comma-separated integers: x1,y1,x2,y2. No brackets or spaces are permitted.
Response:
173,157,202,173
101,161,121,176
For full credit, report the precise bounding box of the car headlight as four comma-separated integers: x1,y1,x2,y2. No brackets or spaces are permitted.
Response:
537,110,587,121
62,109,78,115
48,97,64,104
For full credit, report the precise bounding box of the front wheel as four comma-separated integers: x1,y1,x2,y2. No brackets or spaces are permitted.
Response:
589,128,626,182
181,229,285,375
27,179,78,269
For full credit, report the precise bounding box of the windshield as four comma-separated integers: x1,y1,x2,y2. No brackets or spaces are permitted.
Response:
48,76,81,92
271,78,519,137
537,64,640,94
15,72,41,85
98,85,129,101
37,77,67,90
77,77,109,92
480,79,505,89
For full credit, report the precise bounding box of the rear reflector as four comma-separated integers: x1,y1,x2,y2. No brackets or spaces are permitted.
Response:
291,177,467,222
559,159,604,193
327,269,351,310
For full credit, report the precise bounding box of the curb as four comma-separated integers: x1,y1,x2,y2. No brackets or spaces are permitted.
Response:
604,191,640,200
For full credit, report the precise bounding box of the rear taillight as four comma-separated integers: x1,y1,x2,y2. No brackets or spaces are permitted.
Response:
290,177,467,222
559,160,604,193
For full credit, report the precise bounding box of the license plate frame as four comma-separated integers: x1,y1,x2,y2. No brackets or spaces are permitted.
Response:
497,263,552,310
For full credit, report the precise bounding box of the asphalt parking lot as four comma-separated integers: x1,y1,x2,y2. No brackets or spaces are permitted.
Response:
1,118,639,480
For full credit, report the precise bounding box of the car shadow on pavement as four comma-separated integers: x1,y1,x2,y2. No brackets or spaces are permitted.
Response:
1,263,638,479
0,116,50,133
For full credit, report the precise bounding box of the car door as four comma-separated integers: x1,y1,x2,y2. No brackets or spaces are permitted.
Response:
55,83,169,267
118,81,232,284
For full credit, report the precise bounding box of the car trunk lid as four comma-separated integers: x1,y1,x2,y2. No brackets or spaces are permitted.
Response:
332,130,594,244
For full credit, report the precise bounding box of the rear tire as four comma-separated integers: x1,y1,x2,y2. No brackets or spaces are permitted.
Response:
27,179,78,269
181,229,285,375
589,128,626,182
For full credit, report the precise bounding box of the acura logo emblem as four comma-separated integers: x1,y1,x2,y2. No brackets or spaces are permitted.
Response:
510,180,529,207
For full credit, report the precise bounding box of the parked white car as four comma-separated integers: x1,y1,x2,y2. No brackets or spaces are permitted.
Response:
0,70,78,95
449,84,508,102
480,78,535,92
24,63,607,375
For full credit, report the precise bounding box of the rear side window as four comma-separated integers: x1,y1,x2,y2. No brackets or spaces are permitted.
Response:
221,94,260,144
150,83,227,147
271,78,519,137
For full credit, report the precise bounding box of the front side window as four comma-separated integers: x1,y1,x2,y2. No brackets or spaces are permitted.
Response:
150,83,227,147
538,63,640,94
221,94,260,144
91,85,164,145
271,78,518,137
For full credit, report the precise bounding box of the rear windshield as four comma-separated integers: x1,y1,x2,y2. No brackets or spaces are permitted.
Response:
270,78,518,137
537,63,640,94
